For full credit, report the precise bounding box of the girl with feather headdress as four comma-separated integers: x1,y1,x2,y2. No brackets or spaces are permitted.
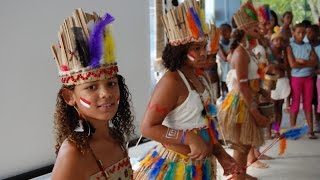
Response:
50,9,135,179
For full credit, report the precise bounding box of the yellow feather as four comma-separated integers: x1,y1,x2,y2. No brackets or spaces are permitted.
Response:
175,161,185,180
139,153,152,167
199,10,207,33
103,26,116,64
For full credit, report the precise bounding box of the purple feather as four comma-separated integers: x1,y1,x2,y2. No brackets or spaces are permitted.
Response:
89,13,115,68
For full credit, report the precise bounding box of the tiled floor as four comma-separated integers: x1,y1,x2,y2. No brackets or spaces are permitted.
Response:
33,110,320,180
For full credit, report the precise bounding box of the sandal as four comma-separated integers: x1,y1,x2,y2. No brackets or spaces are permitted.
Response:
308,132,318,139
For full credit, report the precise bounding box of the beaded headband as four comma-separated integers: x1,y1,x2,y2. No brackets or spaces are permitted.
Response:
51,9,117,86
161,0,208,46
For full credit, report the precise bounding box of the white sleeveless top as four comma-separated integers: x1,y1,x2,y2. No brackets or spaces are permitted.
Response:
226,48,259,91
162,70,208,130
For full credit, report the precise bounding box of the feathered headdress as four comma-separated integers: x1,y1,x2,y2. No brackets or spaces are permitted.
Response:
51,9,118,86
208,23,220,53
161,0,208,46
257,4,271,23
233,0,259,29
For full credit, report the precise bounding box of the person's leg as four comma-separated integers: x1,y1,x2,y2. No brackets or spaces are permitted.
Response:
247,147,269,168
290,77,302,127
274,99,284,137
314,78,320,133
303,76,317,139
233,146,251,180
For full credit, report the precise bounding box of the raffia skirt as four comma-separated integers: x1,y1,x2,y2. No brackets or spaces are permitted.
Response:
133,144,217,180
217,83,264,148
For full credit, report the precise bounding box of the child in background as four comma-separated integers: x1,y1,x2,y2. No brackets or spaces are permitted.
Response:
287,23,318,139
269,29,290,138
50,9,135,179
266,10,279,39
306,24,320,133
281,11,293,47
217,23,232,97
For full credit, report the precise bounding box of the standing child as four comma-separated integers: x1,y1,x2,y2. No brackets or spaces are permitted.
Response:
281,11,293,47
287,23,318,139
217,23,232,97
269,30,290,137
50,9,135,179
307,24,320,133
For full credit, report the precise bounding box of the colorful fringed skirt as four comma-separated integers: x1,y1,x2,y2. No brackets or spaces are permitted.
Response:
133,144,216,180
217,80,264,148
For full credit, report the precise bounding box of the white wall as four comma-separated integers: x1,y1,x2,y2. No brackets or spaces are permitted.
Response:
0,0,150,178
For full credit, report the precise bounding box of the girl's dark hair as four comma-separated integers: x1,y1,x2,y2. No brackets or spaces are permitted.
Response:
270,10,279,28
282,11,293,18
230,29,245,52
54,74,134,155
162,43,190,71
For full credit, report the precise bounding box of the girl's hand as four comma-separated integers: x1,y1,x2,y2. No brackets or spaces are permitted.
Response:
252,109,270,127
185,132,211,160
217,150,242,176
212,144,242,176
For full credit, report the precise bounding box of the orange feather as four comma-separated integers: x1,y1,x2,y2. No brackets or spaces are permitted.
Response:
187,11,200,39
279,138,287,156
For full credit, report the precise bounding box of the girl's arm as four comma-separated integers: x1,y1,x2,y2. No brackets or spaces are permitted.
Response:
305,48,318,68
286,45,308,68
140,73,210,159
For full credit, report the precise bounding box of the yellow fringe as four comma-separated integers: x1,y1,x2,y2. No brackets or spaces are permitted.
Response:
279,138,287,156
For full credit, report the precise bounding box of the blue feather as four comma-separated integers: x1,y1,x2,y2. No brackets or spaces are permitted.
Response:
210,119,219,139
266,6,271,21
200,129,210,142
149,158,165,180
192,164,197,178
208,103,217,116
282,125,308,140
89,13,115,68
189,7,204,36
202,160,209,180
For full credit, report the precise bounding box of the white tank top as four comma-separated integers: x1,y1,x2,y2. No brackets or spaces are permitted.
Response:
162,70,208,130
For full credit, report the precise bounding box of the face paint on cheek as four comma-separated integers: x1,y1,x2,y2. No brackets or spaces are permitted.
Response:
80,97,91,108
187,53,196,61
